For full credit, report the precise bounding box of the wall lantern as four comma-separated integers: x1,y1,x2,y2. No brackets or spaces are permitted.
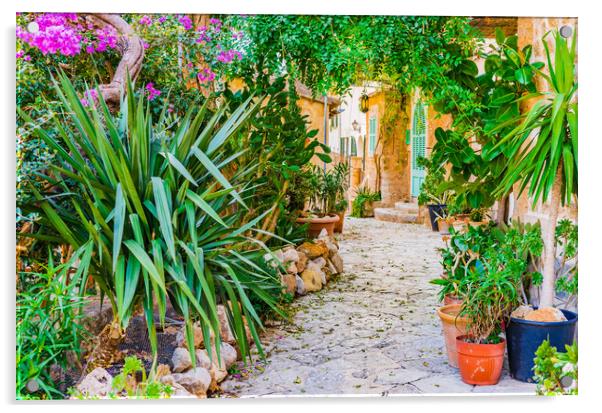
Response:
359,93,369,113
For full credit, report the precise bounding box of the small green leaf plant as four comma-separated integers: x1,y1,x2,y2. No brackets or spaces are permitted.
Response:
350,187,381,218
533,339,578,395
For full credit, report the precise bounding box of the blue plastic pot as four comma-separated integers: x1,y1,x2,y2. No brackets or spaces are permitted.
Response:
506,309,577,382
427,204,447,232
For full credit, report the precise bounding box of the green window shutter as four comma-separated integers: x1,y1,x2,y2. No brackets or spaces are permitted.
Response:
350,137,357,156
369,117,376,155
411,101,427,197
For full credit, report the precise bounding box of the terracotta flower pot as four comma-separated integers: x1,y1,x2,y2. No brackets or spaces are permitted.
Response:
467,220,488,228
334,211,345,233
296,214,340,238
436,304,470,368
443,294,463,306
437,219,451,235
456,336,506,385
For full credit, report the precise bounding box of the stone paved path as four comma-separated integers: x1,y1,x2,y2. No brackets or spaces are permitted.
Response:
220,217,535,397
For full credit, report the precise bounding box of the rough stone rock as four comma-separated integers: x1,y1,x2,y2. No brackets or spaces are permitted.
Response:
511,305,534,319
317,228,329,239
172,347,193,373
263,250,284,268
176,323,204,348
329,252,344,274
301,269,323,292
76,367,113,398
281,273,296,294
195,349,213,369
282,247,300,263
296,275,306,295
297,251,309,273
286,261,298,274
309,257,327,270
156,364,171,378
217,304,236,344
172,367,212,397
326,258,338,275
297,241,329,259
159,374,193,397
525,307,567,322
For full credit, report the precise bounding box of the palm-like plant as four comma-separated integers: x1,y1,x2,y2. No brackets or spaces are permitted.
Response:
19,73,285,370
491,30,577,308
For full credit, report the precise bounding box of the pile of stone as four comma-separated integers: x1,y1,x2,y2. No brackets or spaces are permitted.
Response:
76,304,249,399
271,229,344,296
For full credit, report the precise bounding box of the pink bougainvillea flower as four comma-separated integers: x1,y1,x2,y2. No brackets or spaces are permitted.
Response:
178,15,192,30
197,67,216,84
85,44,95,54
24,55,31,61
80,89,99,107
16,50,25,59
142,41,149,50
145,82,161,101
138,15,153,26
157,16,167,24
216,49,243,63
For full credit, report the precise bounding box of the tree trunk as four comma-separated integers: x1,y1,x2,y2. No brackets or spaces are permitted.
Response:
539,164,563,308
85,14,145,111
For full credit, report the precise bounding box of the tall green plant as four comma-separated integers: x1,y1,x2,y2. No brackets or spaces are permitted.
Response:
19,73,285,370
490,30,577,308
17,244,93,399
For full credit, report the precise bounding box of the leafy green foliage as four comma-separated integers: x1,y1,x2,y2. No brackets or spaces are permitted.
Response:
491,31,577,207
554,219,578,308
111,356,173,399
20,72,285,369
307,163,349,216
432,224,497,302
17,245,93,400
431,28,544,213
350,187,381,218
416,156,453,206
458,222,543,343
533,340,578,395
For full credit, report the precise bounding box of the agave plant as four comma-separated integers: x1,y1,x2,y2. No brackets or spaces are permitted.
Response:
19,73,286,370
490,30,577,308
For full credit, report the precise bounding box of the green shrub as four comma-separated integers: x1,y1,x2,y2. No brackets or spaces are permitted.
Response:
350,187,380,218
16,245,93,399
533,340,578,395
20,73,285,370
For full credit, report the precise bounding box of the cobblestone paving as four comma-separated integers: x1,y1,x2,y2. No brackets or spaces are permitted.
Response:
220,217,536,397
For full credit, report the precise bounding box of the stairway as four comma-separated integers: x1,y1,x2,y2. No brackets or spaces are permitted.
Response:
374,201,419,224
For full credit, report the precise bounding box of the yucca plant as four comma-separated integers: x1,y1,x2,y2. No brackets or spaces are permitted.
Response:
490,30,577,308
19,72,286,371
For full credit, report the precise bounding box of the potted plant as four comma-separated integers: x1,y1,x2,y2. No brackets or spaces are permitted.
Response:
467,207,489,228
506,220,578,382
488,31,579,382
351,186,381,218
296,164,346,238
331,163,350,233
416,157,454,231
433,225,496,367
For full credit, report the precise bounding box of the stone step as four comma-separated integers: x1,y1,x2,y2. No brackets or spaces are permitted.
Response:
374,207,418,224
394,202,419,214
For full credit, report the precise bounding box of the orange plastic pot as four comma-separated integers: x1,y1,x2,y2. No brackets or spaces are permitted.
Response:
456,336,506,385
436,304,470,368
296,214,340,238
